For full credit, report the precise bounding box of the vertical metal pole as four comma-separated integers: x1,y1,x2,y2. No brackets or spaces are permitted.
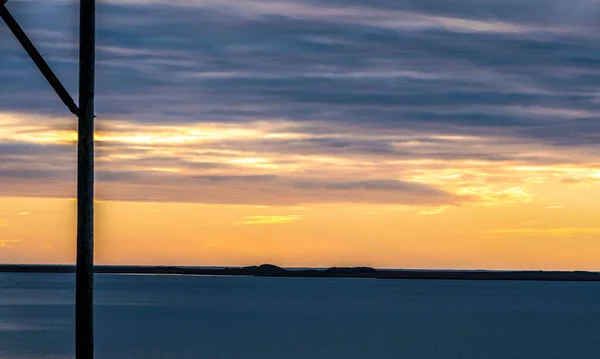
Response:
77,0,95,358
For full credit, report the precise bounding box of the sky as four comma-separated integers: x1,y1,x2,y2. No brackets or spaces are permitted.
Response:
1,0,600,270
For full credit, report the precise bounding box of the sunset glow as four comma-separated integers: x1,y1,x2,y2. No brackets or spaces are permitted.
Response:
2,0,600,270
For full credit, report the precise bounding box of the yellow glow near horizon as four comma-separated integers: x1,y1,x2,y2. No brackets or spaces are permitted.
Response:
235,215,304,225
0,191,599,270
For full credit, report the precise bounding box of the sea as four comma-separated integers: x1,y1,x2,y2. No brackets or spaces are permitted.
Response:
1,272,599,359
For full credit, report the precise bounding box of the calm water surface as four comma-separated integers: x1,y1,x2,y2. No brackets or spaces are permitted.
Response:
1,273,599,358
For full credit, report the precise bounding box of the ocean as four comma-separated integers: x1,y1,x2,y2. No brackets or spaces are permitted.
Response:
1,272,599,359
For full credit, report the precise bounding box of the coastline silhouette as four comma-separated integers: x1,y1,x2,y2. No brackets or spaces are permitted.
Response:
1,263,599,281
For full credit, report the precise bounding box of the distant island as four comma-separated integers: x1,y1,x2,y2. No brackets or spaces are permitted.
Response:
1,263,600,282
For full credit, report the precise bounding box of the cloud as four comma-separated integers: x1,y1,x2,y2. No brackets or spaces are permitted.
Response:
2,0,600,134
193,175,279,183
90,175,465,206
0,168,69,180
0,240,21,248
294,179,449,196
0,115,589,206
2,0,600,207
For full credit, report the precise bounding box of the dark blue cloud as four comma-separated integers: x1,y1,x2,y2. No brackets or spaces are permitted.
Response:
193,174,279,182
2,0,600,205
293,179,448,194
0,0,596,122
1,0,597,140
0,142,70,155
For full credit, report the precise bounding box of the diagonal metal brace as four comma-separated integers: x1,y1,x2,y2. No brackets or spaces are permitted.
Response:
0,2,80,117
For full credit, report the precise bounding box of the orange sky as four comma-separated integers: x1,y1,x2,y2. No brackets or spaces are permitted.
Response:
1,112,600,269
3,0,600,270
2,193,600,270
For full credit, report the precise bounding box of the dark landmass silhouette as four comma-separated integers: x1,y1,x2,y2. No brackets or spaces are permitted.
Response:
325,266,379,274
1,264,600,282
241,264,288,274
